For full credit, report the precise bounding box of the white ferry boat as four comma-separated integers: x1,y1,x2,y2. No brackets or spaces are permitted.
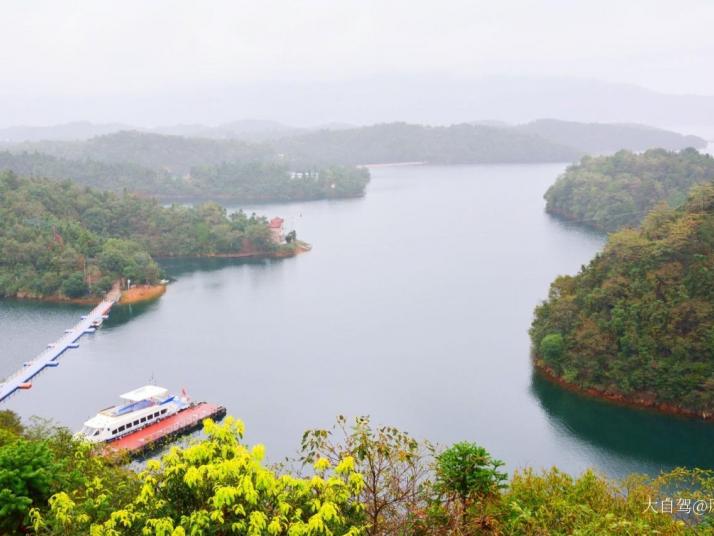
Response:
77,385,190,443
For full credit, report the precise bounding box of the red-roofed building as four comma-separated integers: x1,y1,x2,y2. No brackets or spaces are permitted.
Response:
268,217,284,243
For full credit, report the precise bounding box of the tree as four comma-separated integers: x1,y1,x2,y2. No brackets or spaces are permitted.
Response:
300,416,433,536
0,439,63,533
60,272,87,298
0,411,23,436
435,442,506,520
539,333,565,368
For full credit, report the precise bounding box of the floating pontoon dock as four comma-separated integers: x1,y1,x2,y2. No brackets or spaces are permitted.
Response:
0,289,121,403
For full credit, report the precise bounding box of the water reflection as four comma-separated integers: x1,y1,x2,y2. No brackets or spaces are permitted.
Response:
530,370,714,472
158,256,272,277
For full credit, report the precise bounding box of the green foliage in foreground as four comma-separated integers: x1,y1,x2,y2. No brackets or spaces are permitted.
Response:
435,442,507,512
31,417,364,536
0,411,712,535
544,148,714,232
0,172,285,299
532,183,714,415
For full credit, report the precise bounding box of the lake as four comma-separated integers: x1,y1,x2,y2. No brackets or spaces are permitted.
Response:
2,163,714,478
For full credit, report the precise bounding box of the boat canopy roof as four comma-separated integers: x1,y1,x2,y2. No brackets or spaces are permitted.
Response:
120,385,169,402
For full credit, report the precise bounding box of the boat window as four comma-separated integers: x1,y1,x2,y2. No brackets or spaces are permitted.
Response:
133,420,139,426
112,429,117,434
161,409,167,415
93,430,100,436
154,412,159,418
118,425,125,432
140,417,146,423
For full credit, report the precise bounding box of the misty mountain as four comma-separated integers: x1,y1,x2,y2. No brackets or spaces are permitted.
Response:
0,119,351,143
272,122,581,166
3,77,714,128
2,120,704,175
6,131,275,174
0,121,131,142
151,119,302,141
515,119,706,154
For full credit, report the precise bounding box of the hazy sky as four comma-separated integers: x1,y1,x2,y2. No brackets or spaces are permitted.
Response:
2,0,714,126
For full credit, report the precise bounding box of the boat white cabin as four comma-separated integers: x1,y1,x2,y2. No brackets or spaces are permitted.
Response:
77,385,189,443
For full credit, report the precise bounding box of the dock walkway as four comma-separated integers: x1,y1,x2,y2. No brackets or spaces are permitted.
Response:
0,288,121,403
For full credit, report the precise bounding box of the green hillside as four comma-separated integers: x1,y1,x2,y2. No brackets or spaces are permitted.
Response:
544,148,714,231
532,182,714,417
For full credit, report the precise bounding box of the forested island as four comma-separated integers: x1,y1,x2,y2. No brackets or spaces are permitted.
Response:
1,411,710,535
0,147,370,202
531,182,714,418
0,171,303,301
544,148,714,231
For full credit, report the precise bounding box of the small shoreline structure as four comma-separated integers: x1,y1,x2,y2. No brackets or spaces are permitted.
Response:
533,358,713,421
0,286,121,403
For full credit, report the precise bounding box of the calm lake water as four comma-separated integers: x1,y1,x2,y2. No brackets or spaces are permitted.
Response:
3,163,714,478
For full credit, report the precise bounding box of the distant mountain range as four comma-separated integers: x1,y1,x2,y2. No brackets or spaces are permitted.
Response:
3,77,714,128
0,119,355,143
513,119,706,154
0,119,705,157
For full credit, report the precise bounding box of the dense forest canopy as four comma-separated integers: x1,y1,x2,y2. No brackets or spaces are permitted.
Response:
531,182,714,416
516,119,706,154
0,151,179,195
544,148,714,231
0,171,285,299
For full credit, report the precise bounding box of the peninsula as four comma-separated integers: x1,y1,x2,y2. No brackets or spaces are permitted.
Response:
531,182,714,419
0,171,305,303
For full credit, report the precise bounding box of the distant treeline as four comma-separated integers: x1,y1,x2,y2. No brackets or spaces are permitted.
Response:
0,148,369,202
544,148,714,231
272,122,581,166
0,171,293,300
0,121,704,204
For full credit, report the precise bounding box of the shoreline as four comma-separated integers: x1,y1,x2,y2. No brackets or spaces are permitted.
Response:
533,357,714,421
155,241,311,260
147,193,366,204
7,293,105,306
119,284,167,305
3,243,311,306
